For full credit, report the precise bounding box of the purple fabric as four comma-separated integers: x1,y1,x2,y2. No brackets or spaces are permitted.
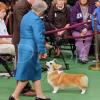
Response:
89,0,98,5
72,30,93,60
70,1,95,32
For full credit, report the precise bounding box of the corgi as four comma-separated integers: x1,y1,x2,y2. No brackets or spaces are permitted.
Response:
46,59,88,94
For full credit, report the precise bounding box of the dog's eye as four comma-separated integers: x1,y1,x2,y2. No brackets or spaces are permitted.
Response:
50,63,52,65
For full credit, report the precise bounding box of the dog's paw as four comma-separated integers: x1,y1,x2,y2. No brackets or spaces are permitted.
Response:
81,89,86,94
52,91,57,94
52,87,59,94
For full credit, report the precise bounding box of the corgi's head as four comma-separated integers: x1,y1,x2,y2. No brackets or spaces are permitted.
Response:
46,59,62,72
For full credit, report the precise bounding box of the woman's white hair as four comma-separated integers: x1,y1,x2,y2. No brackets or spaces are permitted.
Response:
31,0,48,13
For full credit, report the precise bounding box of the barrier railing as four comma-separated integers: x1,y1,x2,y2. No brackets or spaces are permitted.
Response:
0,20,98,40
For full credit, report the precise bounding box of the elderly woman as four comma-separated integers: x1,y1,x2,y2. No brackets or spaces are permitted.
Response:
13,0,36,96
47,0,70,56
9,0,50,100
70,0,95,63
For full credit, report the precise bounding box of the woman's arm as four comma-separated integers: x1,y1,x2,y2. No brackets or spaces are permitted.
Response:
32,19,46,54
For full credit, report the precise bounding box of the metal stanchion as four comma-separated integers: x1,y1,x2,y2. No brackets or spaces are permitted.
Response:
89,14,100,70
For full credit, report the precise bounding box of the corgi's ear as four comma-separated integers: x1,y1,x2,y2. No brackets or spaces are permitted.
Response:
53,59,56,62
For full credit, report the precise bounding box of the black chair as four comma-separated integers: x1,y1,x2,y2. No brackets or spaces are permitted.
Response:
46,33,76,70
0,54,13,77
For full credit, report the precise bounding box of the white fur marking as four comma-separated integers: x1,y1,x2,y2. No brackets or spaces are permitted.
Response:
57,70,63,74
81,89,86,94
52,87,59,94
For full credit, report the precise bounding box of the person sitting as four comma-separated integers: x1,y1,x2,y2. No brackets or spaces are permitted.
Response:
70,0,95,64
47,0,70,57
0,2,15,55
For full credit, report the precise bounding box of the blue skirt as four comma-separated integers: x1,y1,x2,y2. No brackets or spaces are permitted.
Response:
15,44,41,81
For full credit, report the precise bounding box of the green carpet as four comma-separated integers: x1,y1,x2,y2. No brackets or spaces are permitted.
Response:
0,55,100,100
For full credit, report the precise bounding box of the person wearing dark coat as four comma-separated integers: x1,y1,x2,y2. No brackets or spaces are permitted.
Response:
47,0,71,56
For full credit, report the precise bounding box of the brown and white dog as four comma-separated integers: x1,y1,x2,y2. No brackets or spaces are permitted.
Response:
46,59,88,94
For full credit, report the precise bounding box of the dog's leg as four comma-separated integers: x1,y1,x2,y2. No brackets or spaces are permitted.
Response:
52,87,59,94
81,89,86,94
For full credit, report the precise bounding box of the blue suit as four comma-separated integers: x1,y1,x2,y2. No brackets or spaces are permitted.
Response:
92,7,100,32
15,10,46,81
92,7,100,55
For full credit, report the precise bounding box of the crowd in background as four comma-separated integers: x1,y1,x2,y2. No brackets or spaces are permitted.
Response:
0,0,100,68
0,0,100,100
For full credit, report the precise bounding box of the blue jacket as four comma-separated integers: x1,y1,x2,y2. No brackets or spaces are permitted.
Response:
92,7,100,32
20,10,46,54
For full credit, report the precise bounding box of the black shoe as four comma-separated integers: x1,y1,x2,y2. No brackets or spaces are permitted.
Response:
35,97,51,100
78,59,87,64
9,96,15,100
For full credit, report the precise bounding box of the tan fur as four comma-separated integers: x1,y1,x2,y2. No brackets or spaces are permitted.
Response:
46,59,88,94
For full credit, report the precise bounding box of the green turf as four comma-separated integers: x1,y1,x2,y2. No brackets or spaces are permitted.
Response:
0,55,100,100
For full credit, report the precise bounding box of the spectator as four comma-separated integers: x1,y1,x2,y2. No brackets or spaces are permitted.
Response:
0,2,15,55
92,0,100,56
70,0,95,63
9,0,50,100
47,0,70,56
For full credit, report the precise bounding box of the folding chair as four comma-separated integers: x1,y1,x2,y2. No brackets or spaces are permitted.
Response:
46,34,76,70
0,55,13,77
0,43,15,77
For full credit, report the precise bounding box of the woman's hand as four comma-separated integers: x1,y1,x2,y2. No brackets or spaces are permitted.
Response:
57,31,64,36
57,24,70,36
81,28,87,36
65,24,70,28
39,53,48,59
